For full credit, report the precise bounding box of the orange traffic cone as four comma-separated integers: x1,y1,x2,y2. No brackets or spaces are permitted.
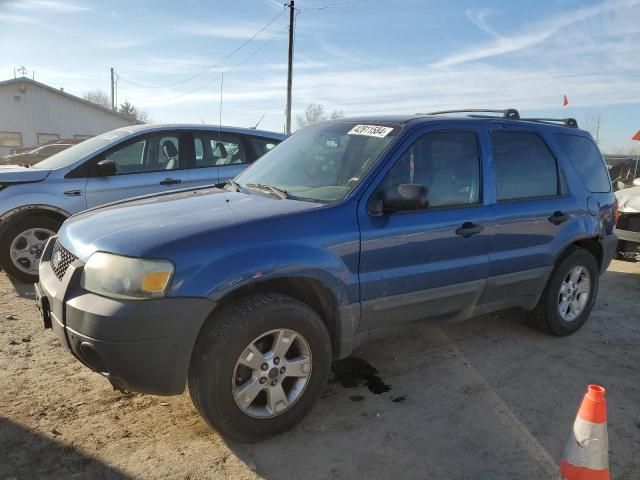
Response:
559,385,610,480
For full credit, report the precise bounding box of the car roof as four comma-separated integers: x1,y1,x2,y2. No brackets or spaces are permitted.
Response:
110,123,287,140
327,113,589,135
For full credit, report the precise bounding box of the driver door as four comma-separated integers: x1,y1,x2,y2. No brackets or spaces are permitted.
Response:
357,128,492,330
85,133,189,208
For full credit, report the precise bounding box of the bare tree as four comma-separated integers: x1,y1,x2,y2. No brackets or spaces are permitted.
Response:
582,112,602,145
296,103,326,129
296,103,346,129
83,89,112,109
118,100,150,123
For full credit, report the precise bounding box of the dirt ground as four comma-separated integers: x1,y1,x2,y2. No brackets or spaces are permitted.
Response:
1,260,639,480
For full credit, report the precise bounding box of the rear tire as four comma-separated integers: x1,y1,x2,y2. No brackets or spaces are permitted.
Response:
188,294,331,443
527,248,599,336
0,215,61,283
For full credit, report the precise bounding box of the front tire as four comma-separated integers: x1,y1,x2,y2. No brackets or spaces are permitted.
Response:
527,248,599,336
0,215,61,283
188,294,331,442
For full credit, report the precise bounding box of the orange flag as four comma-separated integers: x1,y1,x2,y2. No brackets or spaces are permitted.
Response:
563,95,569,106
632,130,640,141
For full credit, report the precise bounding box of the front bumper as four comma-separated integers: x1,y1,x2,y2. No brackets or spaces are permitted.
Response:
36,238,215,395
614,227,640,245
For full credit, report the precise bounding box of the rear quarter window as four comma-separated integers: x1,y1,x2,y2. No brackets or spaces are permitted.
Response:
554,134,611,193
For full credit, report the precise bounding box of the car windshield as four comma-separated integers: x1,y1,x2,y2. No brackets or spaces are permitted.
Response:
31,130,133,170
236,121,401,202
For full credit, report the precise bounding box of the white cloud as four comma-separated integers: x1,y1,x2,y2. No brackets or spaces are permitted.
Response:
437,0,640,67
184,22,281,40
465,9,501,39
8,0,89,12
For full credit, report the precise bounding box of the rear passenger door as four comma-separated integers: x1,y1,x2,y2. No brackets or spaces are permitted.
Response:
187,132,251,187
358,128,492,330
483,127,579,306
85,133,189,208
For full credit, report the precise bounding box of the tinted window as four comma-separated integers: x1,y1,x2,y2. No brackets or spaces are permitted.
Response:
250,137,278,157
193,133,247,168
103,134,181,175
491,131,558,201
381,131,481,208
554,134,610,193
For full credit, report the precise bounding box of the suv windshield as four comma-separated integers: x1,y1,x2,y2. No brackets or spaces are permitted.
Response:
32,130,133,170
236,121,401,202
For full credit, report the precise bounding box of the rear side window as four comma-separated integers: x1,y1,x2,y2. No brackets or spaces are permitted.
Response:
250,137,279,158
554,134,611,193
491,131,558,201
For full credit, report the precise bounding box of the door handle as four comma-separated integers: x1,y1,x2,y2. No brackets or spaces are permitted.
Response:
548,211,570,225
160,178,181,186
455,222,483,238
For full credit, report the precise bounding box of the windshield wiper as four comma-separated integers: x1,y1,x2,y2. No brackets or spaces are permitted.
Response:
245,183,289,200
225,179,242,192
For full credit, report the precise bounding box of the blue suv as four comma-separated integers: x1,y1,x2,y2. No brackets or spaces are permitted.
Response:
35,109,617,442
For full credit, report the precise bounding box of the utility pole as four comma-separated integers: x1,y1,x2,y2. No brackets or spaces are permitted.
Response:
285,1,295,135
110,67,115,111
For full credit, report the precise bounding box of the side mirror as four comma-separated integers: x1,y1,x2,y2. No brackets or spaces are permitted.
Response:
95,159,117,177
371,183,429,215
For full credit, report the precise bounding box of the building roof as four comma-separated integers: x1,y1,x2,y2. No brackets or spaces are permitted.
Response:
0,77,143,124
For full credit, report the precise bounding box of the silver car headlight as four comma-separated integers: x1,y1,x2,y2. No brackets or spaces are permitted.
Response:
80,252,174,300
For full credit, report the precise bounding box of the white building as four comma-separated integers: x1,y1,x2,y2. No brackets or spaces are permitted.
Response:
0,77,139,156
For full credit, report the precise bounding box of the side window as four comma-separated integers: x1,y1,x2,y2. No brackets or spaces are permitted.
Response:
381,131,481,208
193,133,247,168
250,137,278,158
156,136,180,171
102,135,181,175
491,131,559,201
194,138,204,162
105,140,148,174
554,134,611,193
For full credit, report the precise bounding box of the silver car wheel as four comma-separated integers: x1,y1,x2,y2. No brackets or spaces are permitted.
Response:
9,227,55,276
557,266,591,322
232,328,312,418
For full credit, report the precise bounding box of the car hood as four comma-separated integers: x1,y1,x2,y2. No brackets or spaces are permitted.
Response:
0,165,50,182
616,186,640,213
58,188,322,261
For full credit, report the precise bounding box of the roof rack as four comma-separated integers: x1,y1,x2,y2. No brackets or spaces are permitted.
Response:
520,117,578,128
416,109,579,128
422,108,521,120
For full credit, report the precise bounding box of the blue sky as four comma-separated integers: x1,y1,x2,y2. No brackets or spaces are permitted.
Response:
0,0,639,153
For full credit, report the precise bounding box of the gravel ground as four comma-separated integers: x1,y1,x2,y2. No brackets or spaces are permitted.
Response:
1,260,639,480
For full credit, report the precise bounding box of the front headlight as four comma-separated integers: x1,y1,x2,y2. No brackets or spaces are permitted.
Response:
80,252,174,300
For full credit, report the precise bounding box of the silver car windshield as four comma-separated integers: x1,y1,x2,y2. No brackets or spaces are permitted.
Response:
31,130,133,170
236,121,401,202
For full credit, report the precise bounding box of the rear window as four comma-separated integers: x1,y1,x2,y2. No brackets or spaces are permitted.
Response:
554,134,611,193
491,131,559,201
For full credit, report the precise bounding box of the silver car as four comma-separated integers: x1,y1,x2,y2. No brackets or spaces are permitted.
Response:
0,124,285,282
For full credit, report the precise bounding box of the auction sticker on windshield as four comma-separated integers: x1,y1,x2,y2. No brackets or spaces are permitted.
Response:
348,125,394,138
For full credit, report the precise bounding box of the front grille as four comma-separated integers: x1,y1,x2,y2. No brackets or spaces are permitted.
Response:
50,240,77,281
628,217,640,233
617,213,640,232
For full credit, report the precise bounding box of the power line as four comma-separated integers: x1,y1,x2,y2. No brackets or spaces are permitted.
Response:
297,0,384,10
126,27,288,105
119,7,286,90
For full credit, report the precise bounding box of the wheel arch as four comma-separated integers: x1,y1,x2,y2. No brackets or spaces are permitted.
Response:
556,237,603,272
209,276,342,358
0,204,69,233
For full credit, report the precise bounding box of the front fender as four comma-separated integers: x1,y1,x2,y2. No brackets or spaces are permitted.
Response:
175,242,359,306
